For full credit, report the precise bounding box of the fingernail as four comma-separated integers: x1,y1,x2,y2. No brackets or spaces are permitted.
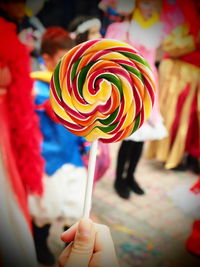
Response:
78,219,92,236
61,228,69,238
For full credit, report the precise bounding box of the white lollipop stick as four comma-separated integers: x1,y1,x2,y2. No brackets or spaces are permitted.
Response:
82,139,98,218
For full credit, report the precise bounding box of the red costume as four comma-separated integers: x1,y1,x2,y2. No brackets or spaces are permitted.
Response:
146,0,200,170
186,177,200,256
0,17,44,226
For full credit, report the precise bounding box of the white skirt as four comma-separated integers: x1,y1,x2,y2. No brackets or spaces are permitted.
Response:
126,117,168,142
28,164,87,226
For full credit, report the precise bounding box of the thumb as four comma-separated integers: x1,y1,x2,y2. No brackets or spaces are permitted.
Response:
65,219,95,267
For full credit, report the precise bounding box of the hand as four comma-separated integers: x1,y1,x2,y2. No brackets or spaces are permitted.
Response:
59,219,119,267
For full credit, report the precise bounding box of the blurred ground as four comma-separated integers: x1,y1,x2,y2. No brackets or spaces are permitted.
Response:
48,142,199,267
92,143,199,267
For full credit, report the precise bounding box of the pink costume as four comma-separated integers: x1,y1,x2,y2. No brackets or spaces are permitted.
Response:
105,10,167,141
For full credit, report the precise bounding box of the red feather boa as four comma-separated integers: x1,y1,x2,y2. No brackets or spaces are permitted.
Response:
0,18,44,196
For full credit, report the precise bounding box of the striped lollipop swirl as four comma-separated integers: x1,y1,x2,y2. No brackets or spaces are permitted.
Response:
50,39,155,143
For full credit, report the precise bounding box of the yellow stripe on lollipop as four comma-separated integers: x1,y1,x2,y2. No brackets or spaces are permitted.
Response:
71,79,113,114
50,90,74,123
120,76,133,117
120,102,135,131
83,79,112,104
86,127,111,142
61,78,75,110
99,52,130,62
71,92,97,114
142,89,152,120
84,39,132,55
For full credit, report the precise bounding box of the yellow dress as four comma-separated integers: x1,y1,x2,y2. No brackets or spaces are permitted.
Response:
146,24,200,169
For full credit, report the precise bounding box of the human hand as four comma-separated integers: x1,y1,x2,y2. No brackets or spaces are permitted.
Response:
59,219,119,267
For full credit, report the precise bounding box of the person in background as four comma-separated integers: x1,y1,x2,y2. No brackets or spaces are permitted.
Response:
68,15,111,185
98,0,135,36
105,0,167,199
0,0,43,266
146,0,200,174
29,27,89,267
68,15,102,45
18,5,46,71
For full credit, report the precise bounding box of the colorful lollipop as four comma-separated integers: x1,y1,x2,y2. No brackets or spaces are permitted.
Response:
50,39,155,143
50,39,155,217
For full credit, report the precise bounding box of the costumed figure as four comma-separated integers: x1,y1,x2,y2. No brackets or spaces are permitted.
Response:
98,0,135,36
0,0,44,266
29,27,89,266
105,0,167,199
69,16,111,184
146,0,200,174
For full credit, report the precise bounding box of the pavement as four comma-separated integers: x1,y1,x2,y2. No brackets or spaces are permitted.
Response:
48,142,200,267
92,143,200,267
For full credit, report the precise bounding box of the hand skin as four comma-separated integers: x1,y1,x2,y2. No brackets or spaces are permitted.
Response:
58,219,120,267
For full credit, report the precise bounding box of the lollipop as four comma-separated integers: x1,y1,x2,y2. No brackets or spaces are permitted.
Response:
50,39,155,143
50,39,155,217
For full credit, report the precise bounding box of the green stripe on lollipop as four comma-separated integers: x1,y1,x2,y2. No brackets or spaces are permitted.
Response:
54,61,62,99
120,52,151,70
97,122,118,133
119,64,143,82
77,62,95,97
98,73,123,99
98,107,119,125
131,114,141,134
71,58,81,81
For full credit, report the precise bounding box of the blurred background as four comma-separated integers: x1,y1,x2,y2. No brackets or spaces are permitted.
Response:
0,0,199,266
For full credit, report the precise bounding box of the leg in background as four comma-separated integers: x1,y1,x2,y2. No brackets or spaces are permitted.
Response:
126,141,145,195
114,141,133,199
32,221,56,266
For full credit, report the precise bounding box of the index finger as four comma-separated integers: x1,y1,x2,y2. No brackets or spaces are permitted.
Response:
61,222,78,243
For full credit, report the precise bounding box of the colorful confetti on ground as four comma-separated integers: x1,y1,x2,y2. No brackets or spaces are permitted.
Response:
92,143,200,267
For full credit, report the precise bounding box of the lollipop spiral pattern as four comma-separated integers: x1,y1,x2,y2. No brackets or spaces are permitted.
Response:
50,39,155,143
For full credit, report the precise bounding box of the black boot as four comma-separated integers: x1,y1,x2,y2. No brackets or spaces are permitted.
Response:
126,141,144,195
187,155,200,174
127,176,145,195
172,163,188,171
172,155,188,171
32,222,56,265
114,177,130,199
114,141,131,199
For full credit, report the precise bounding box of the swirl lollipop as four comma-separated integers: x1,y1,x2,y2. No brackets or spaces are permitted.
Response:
50,39,155,217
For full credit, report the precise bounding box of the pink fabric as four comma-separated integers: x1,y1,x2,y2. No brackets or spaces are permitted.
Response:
105,21,129,41
82,143,110,185
105,21,157,69
105,21,160,122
